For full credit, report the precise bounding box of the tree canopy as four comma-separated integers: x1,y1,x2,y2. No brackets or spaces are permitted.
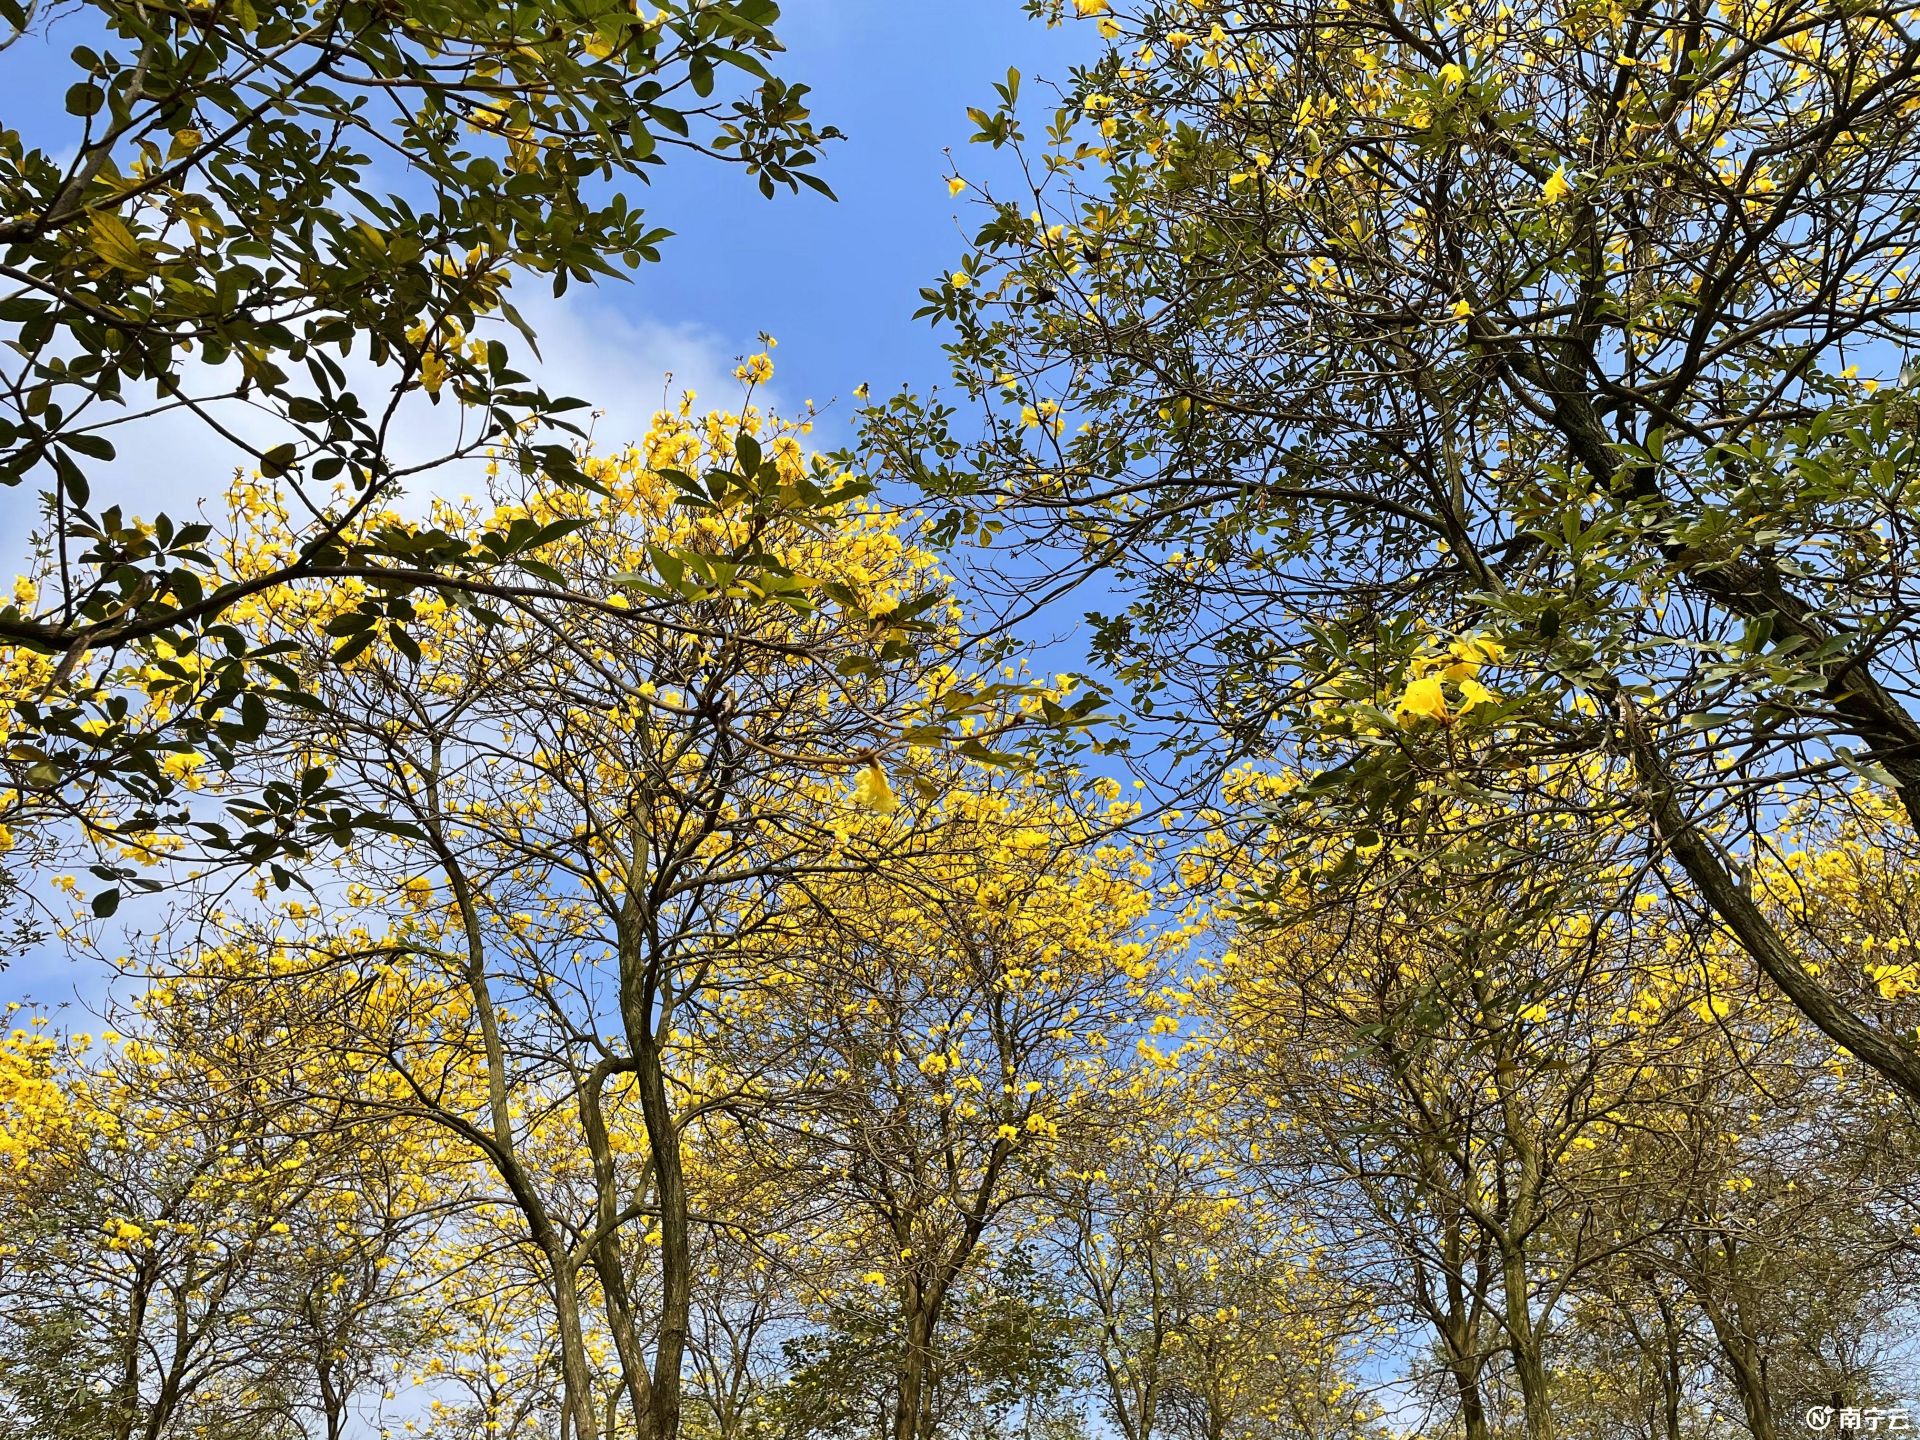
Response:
873,0,1920,1101
6,1,1920,1439
2,0,836,879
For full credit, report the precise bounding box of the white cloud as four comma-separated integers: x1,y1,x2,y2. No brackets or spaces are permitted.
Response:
0,289,761,571
514,293,754,448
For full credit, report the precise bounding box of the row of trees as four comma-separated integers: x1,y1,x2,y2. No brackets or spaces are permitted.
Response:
4,390,1918,1440
6,0,1920,1436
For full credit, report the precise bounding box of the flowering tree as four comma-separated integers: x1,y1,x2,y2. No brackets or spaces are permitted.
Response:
1,0,836,882
873,0,1920,1100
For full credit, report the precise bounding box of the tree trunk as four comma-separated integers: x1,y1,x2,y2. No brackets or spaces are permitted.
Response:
893,1299,940,1440
1700,1300,1776,1440
634,1029,690,1440
1500,1244,1556,1440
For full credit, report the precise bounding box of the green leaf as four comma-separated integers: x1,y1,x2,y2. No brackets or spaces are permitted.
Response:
89,212,152,275
332,629,378,665
735,431,763,474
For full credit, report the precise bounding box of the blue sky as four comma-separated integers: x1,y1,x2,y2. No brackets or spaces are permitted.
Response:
607,2,1096,417
0,2,1099,531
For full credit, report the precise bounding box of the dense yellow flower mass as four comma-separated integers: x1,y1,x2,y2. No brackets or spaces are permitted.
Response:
0,1024,67,1177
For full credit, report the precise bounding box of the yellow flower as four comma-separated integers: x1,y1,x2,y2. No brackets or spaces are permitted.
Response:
734,353,775,385
1441,644,1490,681
862,1271,887,1285
948,175,966,196
851,761,898,815
159,751,206,791
1543,165,1574,204
1075,0,1110,13
1455,677,1499,712
1457,634,1506,666
950,270,972,289
1438,62,1467,88
1395,676,1451,723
